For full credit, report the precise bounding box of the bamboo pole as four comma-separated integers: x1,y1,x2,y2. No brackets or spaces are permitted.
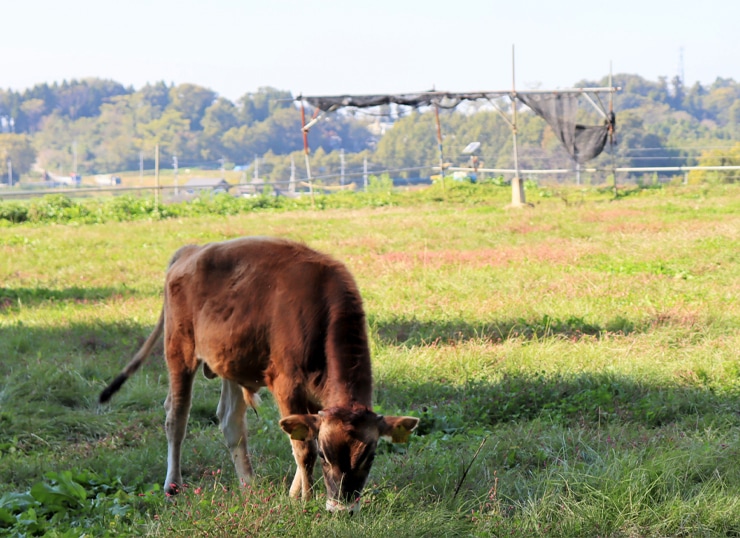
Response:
434,101,446,192
609,63,618,197
300,99,315,208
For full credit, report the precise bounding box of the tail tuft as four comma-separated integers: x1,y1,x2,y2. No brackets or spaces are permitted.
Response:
99,373,129,404
244,390,261,416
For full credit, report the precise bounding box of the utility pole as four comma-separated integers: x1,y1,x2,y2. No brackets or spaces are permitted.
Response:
173,155,179,195
220,156,225,178
139,151,144,186
72,140,78,176
340,148,345,186
363,157,368,191
154,144,160,209
6,158,11,187
253,154,258,182
290,155,296,193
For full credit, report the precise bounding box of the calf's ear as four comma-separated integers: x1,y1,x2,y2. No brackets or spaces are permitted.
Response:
379,416,420,443
279,414,321,441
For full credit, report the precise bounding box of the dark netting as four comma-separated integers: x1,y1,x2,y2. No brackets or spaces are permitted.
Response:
302,91,615,163
303,93,434,111
517,94,613,164
302,91,503,112
574,123,610,162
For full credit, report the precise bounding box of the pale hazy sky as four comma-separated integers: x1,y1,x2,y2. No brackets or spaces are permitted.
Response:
2,0,738,101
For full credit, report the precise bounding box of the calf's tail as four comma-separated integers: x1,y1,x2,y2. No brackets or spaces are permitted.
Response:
99,308,165,403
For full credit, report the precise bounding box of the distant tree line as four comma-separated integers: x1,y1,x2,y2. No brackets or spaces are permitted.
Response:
1,74,739,184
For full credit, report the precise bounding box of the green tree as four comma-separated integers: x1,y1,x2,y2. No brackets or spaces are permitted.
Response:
138,109,193,158
374,111,438,177
238,87,293,124
0,133,37,182
682,82,706,119
221,125,251,164
20,99,46,133
613,111,656,168
140,81,171,115
687,142,740,184
200,98,239,159
53,78,129,120
168,83,217,131
730,101,740,140
90,95,140,172
32,112,75,173
703,83,740,125
670,75,685,110
224,107,304,163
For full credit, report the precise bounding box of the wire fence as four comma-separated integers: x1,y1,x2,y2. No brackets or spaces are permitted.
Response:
2,149,739,201
0,166,436,201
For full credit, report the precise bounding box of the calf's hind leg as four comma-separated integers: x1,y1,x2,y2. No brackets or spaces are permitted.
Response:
216,378,254,485
163,367,197,495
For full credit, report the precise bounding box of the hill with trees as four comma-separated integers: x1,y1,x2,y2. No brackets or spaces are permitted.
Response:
1,74,739,185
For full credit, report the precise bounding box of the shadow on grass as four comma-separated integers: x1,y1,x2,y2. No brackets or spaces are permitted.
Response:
0,318,159,377
0,320,169,455
2,319,737,447
376,370,740,435
370,313,638,346
0,286,139,311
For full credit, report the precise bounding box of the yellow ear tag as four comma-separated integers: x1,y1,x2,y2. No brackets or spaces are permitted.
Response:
289,423,310,441
391,425,412,443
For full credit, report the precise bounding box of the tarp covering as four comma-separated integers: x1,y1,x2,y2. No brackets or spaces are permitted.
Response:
517,93,614,164
301,89,616,164
302,91,504,112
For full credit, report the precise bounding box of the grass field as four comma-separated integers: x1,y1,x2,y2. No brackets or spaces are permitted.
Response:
1,183,739,537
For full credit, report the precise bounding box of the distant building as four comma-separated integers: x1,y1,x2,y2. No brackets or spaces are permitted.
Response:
49,173,81,186
366,118,393,136
94,175,121,186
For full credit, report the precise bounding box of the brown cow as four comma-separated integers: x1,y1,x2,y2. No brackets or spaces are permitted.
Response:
99,237,418,512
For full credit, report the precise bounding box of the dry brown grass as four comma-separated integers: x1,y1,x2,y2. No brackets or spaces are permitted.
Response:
376,241,596,270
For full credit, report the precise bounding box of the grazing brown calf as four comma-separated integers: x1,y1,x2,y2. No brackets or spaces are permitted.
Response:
100,237,418,512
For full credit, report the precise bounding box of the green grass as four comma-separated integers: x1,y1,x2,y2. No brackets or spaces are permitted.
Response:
1,182,739,536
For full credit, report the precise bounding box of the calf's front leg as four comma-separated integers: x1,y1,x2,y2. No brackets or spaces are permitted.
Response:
289,438,317,499
271,376,318,500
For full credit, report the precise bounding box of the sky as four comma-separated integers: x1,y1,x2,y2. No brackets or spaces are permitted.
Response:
2,0,739,102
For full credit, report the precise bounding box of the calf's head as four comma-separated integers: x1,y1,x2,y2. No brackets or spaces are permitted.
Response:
279,406,419,513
